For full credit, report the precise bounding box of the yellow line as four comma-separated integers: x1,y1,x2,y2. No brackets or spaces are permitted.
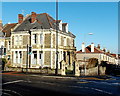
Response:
77,82,89,83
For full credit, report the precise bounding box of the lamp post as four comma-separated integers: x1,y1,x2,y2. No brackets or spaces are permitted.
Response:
83,33,93,76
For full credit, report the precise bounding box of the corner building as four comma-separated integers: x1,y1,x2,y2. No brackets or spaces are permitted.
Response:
11,12,76,70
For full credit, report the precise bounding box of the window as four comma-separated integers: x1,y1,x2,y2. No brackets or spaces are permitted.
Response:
15,51,18,63
14,35,22,45
64,37,66,46
9,41,10,46
33,34,37,44
32,51,37,64
33,51,37,59
19,35,22,45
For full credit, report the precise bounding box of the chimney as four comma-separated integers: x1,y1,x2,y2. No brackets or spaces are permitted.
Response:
0,20,3,31
91,43,94,52
31,12,37,23
82,42,85,52
103,48,106,52
97,44,100,49
18,14,23,24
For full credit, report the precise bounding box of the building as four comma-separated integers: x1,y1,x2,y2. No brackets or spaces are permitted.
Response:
3,12,76,70
76,43,118,65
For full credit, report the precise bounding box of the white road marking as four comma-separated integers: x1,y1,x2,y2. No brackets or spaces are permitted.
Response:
69,85,112,95
3,80,24,85
1,89,23,96
2,92,12,96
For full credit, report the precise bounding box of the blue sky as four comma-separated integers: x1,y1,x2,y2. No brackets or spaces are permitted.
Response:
2,2,118,53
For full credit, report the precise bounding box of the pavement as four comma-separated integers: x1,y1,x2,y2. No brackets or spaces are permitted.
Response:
1,71,120,96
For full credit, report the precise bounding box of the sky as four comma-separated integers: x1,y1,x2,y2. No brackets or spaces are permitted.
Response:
1,2,118,54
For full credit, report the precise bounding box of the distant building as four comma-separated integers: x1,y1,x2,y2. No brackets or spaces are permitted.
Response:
76,43,118,65
2,12,76,70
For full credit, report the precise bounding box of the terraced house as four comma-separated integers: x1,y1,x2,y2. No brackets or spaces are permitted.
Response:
8,12,76,70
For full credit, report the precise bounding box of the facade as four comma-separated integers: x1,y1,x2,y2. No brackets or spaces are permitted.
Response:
76,43,118,65
3,12,76,70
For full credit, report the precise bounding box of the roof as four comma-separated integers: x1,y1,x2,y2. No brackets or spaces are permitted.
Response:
2,12,75,38
2,23,17,37
76,45,104,54
14,13,63,32
76,44,119,59
0,31,4,37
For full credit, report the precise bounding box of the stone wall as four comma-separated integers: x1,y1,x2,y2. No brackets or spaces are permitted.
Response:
44,51,51,66
44,34,51,48
81,66,106,76
4,67,61,74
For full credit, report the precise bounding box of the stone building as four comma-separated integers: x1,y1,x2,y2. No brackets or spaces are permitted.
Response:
6,12,76,70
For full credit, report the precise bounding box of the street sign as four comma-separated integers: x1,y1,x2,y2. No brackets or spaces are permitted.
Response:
28,46,32,55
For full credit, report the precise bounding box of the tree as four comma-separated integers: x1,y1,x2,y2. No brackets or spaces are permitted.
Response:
2,58,7,71
87,58,98,68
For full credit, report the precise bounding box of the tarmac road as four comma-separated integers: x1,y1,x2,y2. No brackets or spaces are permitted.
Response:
1,72,120,96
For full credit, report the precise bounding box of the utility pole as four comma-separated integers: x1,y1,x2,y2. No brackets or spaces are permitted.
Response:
55,0,59,75
29,30,31,68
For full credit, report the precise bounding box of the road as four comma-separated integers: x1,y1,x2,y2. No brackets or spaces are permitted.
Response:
1,72,120,96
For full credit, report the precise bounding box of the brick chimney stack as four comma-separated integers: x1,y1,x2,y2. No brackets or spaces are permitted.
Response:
0,20,3,31
31,12,37,23
18,14,23,24
97,44,100,49
103,48,106,52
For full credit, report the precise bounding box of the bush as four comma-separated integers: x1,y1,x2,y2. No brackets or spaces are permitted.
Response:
2,58,7,70
100,61,108,67
87,58,98,68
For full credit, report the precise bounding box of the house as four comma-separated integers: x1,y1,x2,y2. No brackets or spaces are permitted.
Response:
76,43,118,65
3,12,76,70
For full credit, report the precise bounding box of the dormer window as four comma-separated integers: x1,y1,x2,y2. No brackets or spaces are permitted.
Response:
62,23,68,33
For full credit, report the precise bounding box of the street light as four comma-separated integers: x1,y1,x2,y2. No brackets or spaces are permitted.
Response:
84,33,93,76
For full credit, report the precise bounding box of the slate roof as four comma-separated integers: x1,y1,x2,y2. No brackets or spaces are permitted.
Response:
2,23,17,37
0,31,4,37
2,12,75,38
14,13,61,31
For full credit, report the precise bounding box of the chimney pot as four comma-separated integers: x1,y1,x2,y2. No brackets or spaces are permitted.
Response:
103,48,106,52
91,43,94,52
18,14,23,24
82,42,85,52
97,44,100,49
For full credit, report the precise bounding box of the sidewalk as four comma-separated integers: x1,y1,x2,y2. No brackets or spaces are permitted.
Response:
2,71,113,80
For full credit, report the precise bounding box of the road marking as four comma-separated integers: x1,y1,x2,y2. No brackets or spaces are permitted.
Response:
2,92,12,96
69,86,112,95
77,81,89,83
3,80,24,85
1,89,23,96
40,81,56,85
